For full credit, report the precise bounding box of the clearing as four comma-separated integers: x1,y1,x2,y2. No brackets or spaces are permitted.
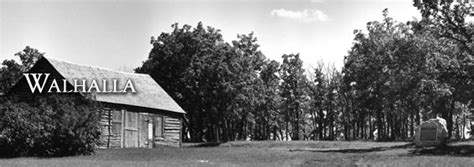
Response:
0,141,473,166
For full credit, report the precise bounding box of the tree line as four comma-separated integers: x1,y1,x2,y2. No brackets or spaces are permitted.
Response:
135,2,473,142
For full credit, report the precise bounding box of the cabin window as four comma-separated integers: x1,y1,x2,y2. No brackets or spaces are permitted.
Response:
154,116,164,138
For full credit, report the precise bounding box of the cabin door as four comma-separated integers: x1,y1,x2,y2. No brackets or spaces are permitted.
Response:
124,111,139,147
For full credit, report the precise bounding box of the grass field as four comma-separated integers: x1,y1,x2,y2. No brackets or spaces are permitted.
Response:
1,141,473,167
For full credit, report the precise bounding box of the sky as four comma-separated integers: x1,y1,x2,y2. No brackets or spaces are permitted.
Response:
0,0,422,72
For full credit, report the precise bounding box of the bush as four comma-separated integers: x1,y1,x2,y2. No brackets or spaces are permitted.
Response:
0,94,102,157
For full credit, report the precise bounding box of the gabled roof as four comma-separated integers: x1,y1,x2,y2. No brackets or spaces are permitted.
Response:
43,57,185,114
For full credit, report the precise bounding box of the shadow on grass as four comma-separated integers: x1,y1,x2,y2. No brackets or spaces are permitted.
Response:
0,146,96,159
290,143,415,153
409,145,474,156
0,153,92,159
189,142,223,147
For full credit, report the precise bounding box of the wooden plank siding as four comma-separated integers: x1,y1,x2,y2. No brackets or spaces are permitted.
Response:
160,116,181,146
99,108,123,148
98,107,183,148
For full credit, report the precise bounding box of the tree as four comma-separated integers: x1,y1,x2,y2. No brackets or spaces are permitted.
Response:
413,0,473,55
0,60,22,95
137,22,224,141
413,0,473,137
280,54,309,140
343,9,434,140
0,46,44,94
307,62,327,140
136,23,270,142
254,60,281,140
341,7,473,140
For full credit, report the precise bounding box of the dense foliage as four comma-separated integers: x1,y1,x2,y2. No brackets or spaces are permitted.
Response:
0,95,102,157
0,46,43,95
340,2,473,140
0,47,102,157
137,2,472,142
136,23,274,141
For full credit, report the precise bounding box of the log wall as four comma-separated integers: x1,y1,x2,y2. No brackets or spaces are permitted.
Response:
98,107,182,148
155,116,181,147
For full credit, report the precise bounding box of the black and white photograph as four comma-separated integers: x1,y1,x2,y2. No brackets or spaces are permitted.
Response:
0,0,473,166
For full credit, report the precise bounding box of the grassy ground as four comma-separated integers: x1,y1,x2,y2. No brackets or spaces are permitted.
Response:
0,141,473,167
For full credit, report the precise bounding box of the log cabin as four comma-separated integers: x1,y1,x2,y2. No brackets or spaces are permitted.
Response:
7,57,186,148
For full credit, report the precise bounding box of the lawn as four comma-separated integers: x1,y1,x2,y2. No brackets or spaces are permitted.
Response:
1,141,473,167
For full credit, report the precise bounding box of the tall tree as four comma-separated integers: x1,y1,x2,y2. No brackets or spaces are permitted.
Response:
0,46,44,94
413,0,473,137
136,23,269,142
307,62,326,140
280,54,309,140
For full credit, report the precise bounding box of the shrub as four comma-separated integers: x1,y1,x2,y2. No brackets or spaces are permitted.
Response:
0,94,102,157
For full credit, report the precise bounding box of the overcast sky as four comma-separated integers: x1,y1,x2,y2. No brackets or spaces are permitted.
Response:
1,0,421,72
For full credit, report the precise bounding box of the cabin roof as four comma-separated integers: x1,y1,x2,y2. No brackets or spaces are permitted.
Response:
41,57,186,114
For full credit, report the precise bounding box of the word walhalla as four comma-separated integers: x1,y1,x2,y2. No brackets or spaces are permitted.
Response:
24,73,136,93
